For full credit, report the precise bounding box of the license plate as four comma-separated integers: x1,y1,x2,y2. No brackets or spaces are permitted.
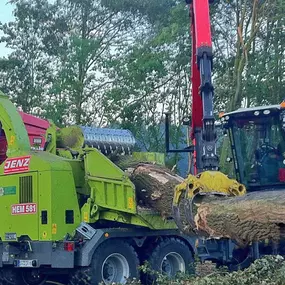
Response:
5,233,17,241
16,260,34,267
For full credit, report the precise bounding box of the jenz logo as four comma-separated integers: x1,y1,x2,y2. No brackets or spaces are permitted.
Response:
4,156,31,174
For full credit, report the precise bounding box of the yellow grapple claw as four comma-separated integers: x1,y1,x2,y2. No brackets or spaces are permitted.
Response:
172,171,246,234
184,171,246,199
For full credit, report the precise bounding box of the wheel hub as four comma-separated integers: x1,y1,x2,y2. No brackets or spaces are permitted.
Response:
102,253,129,284
161,252,185,277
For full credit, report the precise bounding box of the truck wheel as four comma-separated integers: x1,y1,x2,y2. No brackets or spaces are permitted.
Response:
143,238,194,282
0,268,22,285
69,239,139,285
21,270,47,285
0,269,47,285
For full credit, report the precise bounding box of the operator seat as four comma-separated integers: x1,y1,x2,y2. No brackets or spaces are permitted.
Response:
256,147,282,183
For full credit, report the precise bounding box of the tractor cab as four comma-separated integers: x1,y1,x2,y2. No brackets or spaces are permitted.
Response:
222,104,285,191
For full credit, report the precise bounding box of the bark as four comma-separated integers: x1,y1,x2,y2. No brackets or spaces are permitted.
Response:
131,163,183,218
195,190,285,246
110,155,184,218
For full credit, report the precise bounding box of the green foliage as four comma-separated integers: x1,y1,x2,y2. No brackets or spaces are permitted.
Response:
0,0,54,112
100,0,190,155
125,256,285,285
100,0,177,26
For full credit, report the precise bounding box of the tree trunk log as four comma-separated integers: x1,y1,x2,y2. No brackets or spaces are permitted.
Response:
195,190,285,246
110,155,183,218
131,163,183,218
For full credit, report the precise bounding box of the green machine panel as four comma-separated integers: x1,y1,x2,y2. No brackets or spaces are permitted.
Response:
0,172,39,241
38,169,81,241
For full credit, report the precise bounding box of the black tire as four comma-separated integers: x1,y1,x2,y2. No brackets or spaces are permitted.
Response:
0,269,22,285
69,239,139,285
143,238,194,283
21,270,47,285
0,269,47,285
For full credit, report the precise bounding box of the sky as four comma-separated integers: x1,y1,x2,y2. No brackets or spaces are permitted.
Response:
0,1,14,57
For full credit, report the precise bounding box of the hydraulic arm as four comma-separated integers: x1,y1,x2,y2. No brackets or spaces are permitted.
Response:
165,0,218,174
171,0,246,234
189,0,218,173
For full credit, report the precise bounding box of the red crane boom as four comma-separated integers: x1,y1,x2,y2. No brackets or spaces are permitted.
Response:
189,0,218,173
165,0,218,174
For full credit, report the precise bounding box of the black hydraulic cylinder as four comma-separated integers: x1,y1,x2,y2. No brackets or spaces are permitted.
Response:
197,48,219,170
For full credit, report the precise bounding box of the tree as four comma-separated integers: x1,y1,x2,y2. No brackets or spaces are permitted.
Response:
101,1,191,159
39,0,141,125
0,0,54,113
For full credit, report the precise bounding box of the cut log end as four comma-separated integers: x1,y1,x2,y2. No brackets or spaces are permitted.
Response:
131,164,183,218
111,156,183,219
